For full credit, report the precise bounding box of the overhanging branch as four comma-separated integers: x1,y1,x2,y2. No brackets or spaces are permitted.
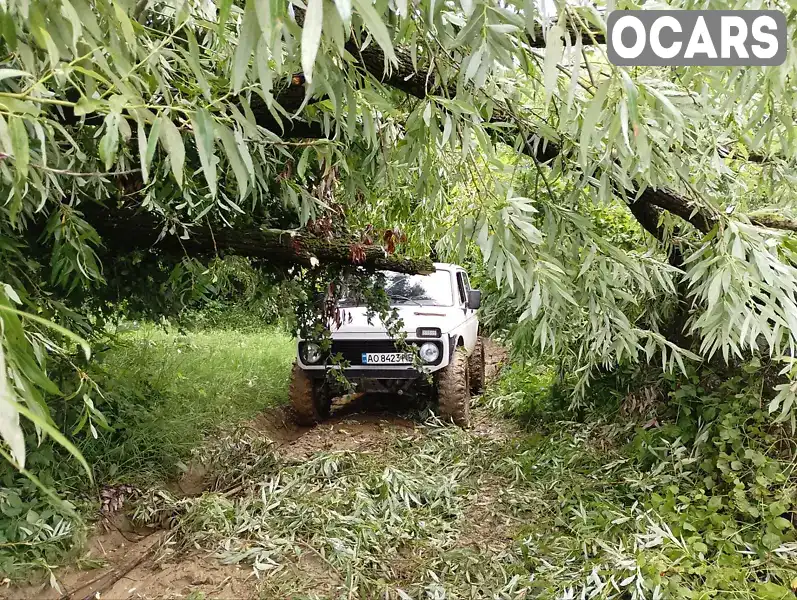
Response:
87,204,434,274
273,41,721,234
48,19,788,240
272,36,797,236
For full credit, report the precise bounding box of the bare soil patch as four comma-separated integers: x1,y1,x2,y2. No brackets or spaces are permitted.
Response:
456,475,518,554
4,515,256,600
483,337,509,382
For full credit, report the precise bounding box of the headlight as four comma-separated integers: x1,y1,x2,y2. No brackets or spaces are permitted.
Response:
419,342,440,364
302,342,322,364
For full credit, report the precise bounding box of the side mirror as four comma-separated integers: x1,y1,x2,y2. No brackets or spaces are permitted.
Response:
467,289,481,309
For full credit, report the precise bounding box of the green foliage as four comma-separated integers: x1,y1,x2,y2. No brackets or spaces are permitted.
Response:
3,10,797,599
129,415,509,597
78,325,294,484
172,256,303,332
3,0,797,471
0,326,294,579
0,454,86,580
647,368,796,562
482,361,797,598
100,254,299,326
477,360,558,421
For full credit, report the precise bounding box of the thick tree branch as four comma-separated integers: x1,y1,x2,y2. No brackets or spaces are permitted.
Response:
627,199,665,242
632,187,714,234
87,204,433,274
526,22,606,47
717,145,773,165
271,42,720,234
749,212,797,232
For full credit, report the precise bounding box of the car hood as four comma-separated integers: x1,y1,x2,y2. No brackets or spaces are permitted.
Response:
331,305,465,336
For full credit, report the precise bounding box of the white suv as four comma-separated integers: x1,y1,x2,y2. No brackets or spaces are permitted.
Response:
290,263,485,427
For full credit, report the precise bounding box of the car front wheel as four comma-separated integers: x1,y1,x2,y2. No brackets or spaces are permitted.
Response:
289,363,331,425
436,348,471,427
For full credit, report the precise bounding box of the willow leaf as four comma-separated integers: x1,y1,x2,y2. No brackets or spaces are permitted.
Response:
191,109,218,198
159,118,185,188
232,1,260,93
302,0,324,84
352,0,396,64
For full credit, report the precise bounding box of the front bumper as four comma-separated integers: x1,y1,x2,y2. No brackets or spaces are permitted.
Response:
297,334,450,377
303,367,423,380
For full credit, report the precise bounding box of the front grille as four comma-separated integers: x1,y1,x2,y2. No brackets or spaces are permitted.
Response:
300,340,443,366
331,340,402,364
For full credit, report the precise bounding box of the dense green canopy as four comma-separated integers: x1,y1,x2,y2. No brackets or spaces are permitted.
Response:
2,0,797,471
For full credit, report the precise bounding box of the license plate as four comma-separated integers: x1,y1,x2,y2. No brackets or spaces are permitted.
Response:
361,352,413,364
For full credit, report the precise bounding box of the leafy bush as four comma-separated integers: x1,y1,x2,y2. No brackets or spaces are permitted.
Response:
173,258,303,333
477,360,558,420
0,458,86,581
500,360,797,598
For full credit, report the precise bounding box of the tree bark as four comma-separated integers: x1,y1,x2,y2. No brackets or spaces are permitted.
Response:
527,22,606,47
88,204,434,274
749,212,797,232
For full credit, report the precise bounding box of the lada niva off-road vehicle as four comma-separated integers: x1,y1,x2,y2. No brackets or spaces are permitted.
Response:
289,263,485,427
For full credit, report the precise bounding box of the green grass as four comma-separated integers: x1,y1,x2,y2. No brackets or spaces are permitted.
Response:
78,325,295,485
1,325,296,579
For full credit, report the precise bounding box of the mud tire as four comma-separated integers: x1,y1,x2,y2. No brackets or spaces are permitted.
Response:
289,363,330,425
468,336,486,394
437,348,471,427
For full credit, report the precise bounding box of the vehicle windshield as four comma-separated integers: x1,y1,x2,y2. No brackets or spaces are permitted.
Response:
339,270,453,307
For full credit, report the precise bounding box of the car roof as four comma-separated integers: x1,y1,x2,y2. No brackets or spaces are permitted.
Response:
432,262,463,271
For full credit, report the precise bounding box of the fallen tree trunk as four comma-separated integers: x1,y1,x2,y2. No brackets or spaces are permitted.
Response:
88,204,434,274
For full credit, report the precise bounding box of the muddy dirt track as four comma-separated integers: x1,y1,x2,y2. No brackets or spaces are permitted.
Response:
7,341,510,600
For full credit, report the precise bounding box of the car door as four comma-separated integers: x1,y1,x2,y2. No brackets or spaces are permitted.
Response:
455,270,478,351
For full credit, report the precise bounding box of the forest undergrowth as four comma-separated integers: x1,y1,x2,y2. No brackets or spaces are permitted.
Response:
2,329,797,599
119,358,797,598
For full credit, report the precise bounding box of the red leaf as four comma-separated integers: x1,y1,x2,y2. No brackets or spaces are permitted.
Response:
349,243,367,263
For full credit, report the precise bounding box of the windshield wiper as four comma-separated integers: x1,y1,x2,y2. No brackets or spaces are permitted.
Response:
389,294,423,306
